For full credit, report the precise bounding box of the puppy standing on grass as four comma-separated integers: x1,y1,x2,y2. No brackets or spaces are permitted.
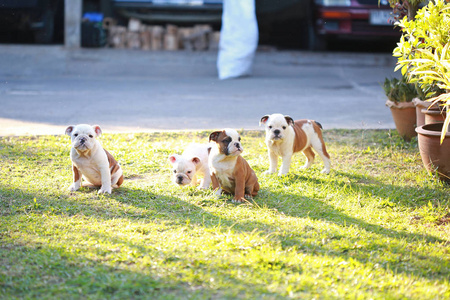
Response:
168,143,212,189
208,129,259,203
65,124,123,194
260,113,331,176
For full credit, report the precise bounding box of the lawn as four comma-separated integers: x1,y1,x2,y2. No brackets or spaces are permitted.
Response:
0,129,449,299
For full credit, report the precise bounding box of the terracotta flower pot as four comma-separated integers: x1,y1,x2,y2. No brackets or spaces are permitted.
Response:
386,100,417,141
421,107,446,125
413,98,435,127
415,123,450,183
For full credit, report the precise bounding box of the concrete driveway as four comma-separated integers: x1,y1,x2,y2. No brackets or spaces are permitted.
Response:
0,45,398,136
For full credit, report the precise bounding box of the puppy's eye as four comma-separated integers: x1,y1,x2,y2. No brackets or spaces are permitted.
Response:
74,133,78,137
268,126,272,129
238,137,241,142
187,171,192,174
282,126,286,130
89,135,93,138
173,170,177,173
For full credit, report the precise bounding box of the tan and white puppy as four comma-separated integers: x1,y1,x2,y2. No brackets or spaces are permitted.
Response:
168,143,212,189
260,113,331,175
208,129,259,203
65,124,123,194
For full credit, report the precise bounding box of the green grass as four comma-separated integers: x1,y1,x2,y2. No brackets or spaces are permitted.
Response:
0,129,449,299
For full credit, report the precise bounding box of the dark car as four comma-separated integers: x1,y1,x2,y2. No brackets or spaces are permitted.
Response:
112,0,224,25
0,0,62,43
312,0,401,50
112,0,309,28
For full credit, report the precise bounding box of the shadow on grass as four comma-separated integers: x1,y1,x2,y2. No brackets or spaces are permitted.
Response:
1,184,283,298
287,169,449,209
2,171,449,294
0,241,218,299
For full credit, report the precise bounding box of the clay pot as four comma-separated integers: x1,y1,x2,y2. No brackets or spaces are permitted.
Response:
413,98,435,127
421,107,446,125
386,100,417,141
416,123,450,183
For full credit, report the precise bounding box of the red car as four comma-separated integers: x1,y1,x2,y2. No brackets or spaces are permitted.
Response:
312,0,401,50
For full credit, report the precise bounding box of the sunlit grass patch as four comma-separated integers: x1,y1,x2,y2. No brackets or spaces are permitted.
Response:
0,129,449,299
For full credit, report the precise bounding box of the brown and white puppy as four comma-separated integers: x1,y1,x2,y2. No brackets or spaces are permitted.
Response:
168,143,212,189
260,113,331,175
208,129,259,203
65,124,123,194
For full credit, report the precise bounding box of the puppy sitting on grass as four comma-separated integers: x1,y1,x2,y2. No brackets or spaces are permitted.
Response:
208,129,259,203
168,143,212,189
65,124,123,194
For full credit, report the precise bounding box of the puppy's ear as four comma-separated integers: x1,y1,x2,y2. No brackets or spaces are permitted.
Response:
168,154,180,164
259,115,270,126
92,125,102,137
191,157,201,165
65,126,75,136
209,131,222,142
284,116,295,127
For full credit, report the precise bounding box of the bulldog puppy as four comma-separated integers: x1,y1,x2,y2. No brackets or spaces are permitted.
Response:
208,129,259,203
260,113,331,175
168,143,212,189
65,124,123,194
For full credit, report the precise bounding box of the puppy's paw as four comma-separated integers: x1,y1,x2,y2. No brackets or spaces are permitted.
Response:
264,170,275,175
278,172,288,177
232,198,245,203
98,186,112,194
301,163,313,169
68,183,80,192
244,194,254,200
321,168,330,174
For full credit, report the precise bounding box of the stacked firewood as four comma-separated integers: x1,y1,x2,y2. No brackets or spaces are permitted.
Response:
104,18,220,51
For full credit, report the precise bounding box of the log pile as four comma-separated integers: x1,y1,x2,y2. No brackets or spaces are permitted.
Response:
104,18,220,51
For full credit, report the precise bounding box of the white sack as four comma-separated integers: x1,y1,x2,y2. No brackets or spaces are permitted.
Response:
217,0,259,80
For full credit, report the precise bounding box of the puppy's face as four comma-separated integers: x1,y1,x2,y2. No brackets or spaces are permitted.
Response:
260,114,294,141
65,124,102,152
168,155,200,186
209,129,243,156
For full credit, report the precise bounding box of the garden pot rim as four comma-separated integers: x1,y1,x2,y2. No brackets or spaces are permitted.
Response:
420,108,446,115
413,97,436,109
386,99,415,109
415,122,450,137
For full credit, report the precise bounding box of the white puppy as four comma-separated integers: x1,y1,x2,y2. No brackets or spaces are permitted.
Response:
65,124,123,194
260,113,331,175
168,143,212,189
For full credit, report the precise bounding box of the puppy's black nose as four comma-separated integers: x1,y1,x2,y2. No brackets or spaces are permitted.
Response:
235,142,241,149
79,137,87,144
274,129,280,135
177,176,183,184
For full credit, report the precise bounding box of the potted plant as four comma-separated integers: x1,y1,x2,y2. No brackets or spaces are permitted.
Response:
383,76,418,141
409,50,450,182
388,0,433,127
393,0,450,182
